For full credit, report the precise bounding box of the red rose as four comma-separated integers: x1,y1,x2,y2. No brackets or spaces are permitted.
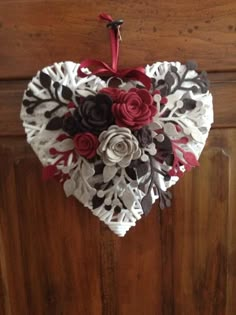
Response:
73,132,99,159
101,87,157,130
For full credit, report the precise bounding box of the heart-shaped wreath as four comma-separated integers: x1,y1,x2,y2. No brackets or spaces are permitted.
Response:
20,13,213,236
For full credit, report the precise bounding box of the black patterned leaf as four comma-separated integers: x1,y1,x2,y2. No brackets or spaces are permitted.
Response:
178,99,197,113
154,135,172,153
22,99,31,107
160,86,168,97
191,85,200,93
157,79,165,85
125,167,137,180
159,189,172,210
164,71,175,88
164,154,174,166
53,82,60,89
164,174,171,181
114,206,121,214
141,193,153,215
92,195,105,209
94,163,105,175
46,116,64,130
186,60,197,70
105,205,112,211
25,89,33,97
170,66,177,73
61,85,73,100
183,99,196,110
94,183,103,190
39,71,52,88
200,85,208,93
136,162,149,178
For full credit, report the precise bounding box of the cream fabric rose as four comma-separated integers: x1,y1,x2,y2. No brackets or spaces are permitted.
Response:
97,125,141,167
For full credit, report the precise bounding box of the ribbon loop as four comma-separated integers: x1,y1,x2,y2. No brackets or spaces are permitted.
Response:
78,13,151,90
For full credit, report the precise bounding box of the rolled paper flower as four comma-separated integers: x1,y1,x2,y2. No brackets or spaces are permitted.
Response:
74,93,114,134
134,126,153,148
100,87,157,129
97,125,141,167
74,132,99,159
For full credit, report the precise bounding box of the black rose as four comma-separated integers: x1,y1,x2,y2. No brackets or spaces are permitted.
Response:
134,126,153,148
74,93,114,134
62,115,80,136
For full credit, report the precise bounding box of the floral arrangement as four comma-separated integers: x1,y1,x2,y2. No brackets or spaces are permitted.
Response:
20,14,213,236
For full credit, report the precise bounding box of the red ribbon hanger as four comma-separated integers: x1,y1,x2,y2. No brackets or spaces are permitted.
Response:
77,13,151,90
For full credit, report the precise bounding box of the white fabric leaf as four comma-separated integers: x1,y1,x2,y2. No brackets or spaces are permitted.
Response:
63,179,76,197
103,165,118,183
81,161,95,178
164,122,179,137
191,128,205,143
122,187,135,209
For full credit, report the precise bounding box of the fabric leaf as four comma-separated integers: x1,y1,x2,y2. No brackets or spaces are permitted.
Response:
81,162,95,179
183,151,199,167
63,179,76,197
39,71,51,88
141,194,153,215
62,85,73,100
136,162,149,178
125,167,137,180
122,188,135,209
92,195,105,209
164,71,175,88
103,165,118,183
46,116,64,130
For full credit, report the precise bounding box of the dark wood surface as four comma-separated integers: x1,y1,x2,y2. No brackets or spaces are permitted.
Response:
0,1,236,314
0,0,236,79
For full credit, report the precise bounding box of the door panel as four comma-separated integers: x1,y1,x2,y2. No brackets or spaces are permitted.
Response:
0,1,236,314
0,131,235,314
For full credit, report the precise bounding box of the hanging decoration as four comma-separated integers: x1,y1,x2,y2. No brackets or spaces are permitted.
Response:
20,13,213,236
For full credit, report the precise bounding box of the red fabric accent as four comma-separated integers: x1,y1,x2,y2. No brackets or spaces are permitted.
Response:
43,134,77,181
168,137,199,177
101,87,156,129
78,13,151,90
67,101,76,109
161,97,168,104
73,132,99,159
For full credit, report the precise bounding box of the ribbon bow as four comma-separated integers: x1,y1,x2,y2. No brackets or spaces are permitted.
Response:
77,13,151,90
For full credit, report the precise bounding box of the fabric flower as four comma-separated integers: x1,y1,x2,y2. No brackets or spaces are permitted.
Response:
74,93,114,134
62,115,80,136
100,87,157,130
74,132,99,159
134,126,153,148
97,125,141,167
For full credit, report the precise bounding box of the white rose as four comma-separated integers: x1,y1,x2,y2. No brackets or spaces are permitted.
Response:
97,125,141,167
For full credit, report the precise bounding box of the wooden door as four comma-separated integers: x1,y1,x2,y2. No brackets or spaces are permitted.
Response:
0,1,236,314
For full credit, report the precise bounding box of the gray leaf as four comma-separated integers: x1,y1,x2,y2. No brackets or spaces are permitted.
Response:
164,71,175,88
103,165,118,183
122,187,135,209
63,179,76,197
141,194,153,215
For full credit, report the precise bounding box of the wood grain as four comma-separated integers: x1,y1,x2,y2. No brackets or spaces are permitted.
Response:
0,138,163,315
0,0,236,314
0,130,235,315
0,0,236,79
